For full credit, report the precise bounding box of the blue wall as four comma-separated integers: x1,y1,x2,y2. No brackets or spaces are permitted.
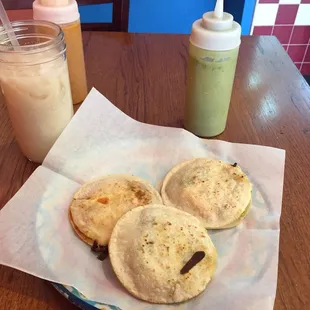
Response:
79,0,256,35
79,3,112,23
241,0,256,35
128,0,215,34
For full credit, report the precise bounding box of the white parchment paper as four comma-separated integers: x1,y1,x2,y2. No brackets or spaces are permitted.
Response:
0,88,285,310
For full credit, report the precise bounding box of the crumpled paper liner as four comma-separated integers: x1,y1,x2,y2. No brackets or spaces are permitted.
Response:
0,88,285,310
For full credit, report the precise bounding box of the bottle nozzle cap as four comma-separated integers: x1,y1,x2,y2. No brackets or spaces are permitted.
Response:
201,0,233,31
190,0,241,51
202,11,233,31
213,0,223,19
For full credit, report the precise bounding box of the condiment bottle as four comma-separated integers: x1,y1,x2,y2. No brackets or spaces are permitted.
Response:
184,0,241,137
33,0,88,105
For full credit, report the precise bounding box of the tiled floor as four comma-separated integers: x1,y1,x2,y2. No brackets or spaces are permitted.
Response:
251,0,310,75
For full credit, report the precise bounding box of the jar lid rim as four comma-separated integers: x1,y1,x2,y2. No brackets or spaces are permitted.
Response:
0,20,63,55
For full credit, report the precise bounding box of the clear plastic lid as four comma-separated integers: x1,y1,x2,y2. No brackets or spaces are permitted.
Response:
190,0,241,51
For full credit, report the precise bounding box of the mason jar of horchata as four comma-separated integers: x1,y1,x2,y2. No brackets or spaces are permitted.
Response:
0,20,73,163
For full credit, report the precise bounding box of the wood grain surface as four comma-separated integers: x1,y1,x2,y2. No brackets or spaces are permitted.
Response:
0,33,310,309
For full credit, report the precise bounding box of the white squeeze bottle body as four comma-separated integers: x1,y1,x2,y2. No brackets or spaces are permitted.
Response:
184,0,241,137
33,0,88,104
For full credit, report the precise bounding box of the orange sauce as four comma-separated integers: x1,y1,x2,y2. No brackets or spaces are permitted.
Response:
61,19,88,104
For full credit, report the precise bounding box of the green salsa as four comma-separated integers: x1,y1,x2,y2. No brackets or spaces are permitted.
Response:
184,43,239,137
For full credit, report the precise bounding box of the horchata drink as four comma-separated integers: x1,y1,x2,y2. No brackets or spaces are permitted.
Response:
0,20,73,163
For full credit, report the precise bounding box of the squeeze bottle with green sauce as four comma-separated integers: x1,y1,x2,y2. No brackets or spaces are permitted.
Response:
184,0,241,137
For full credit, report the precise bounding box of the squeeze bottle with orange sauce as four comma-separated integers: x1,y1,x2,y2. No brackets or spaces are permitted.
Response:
33,0,88,104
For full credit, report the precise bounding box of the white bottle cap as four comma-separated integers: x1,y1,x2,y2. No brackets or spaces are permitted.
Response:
33,0,80,25
190,0,241,51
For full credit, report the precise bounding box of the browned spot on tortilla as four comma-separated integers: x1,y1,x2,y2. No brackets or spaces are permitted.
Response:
135,190,145,199
128,181,152,205
97,197,109,204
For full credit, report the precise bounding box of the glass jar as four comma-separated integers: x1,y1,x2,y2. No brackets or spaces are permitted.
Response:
0,20,73,163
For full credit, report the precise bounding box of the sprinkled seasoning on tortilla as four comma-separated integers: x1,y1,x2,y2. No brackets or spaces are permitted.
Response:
69,175,162,247
161,158,252,229
109,205,217,304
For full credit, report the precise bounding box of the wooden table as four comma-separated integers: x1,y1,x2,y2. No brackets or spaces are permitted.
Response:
0,33,309,310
